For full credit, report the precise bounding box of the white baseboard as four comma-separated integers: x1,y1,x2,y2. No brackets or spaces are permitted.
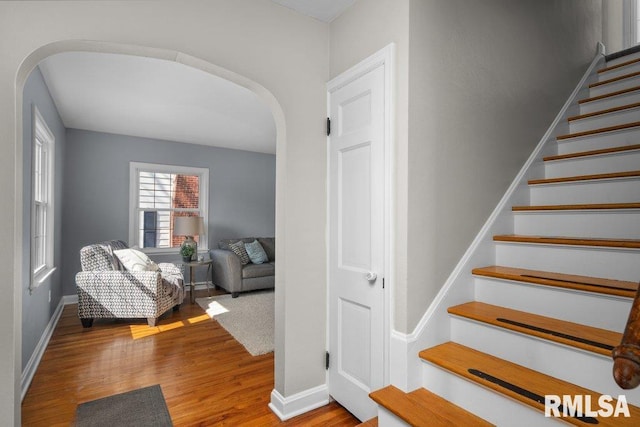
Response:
21,296,67,401
63,294,78,305
21,294,79,400
268,384,330,421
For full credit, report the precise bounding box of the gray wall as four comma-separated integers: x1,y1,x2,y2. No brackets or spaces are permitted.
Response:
22,66,66,370
62,129,276,295
404,0,602,332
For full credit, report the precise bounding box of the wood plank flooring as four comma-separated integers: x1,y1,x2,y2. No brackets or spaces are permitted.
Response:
21,290,359,426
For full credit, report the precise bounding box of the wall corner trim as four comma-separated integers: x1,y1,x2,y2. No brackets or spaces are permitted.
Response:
268,384,330,421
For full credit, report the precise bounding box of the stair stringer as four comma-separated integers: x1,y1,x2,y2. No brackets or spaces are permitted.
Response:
388,42,607,393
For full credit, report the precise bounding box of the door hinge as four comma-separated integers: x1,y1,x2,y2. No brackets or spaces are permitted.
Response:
383,278,385,289
326,117,331,136
325,351,330,370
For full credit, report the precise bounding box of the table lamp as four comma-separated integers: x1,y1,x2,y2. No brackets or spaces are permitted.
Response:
174,216,205,261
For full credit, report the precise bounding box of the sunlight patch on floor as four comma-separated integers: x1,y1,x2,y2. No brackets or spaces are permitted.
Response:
129,313,210,339
200,300,229,317
186,313,211,324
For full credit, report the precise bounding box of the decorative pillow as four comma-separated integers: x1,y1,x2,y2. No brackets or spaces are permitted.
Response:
229,240,250,265
244,240,268,264
113,248,159,272
257,237,275,262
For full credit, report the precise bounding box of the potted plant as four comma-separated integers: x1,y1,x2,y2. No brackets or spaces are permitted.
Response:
180,244,195,263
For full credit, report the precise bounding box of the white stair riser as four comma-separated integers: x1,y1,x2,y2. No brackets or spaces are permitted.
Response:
529,179,640,205
474,277,632,331
421,363,559,427
494,243,640,282
579,90,640,114
377,408,409,427
544,151,640,178
607,52,640,67
589,75,640,98
556,128,640,154
450,318,640,406
513,211,640,239
569,107,640,133
598,62,640,81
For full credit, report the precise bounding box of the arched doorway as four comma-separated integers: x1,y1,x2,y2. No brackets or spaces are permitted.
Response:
14,39,286,420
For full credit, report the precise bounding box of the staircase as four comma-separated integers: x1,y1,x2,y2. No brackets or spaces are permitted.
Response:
371,46,640,426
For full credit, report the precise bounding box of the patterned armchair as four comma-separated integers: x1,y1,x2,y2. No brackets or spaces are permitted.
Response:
75,240,185,327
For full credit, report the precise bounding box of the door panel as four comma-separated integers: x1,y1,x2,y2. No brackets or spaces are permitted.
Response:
328,63,385,422
339,143,371,270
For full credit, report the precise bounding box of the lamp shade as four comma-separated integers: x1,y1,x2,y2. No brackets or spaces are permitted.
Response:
174,216,205,236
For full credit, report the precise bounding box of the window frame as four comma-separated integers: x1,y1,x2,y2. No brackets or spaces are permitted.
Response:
623,0,639,48
128,162,209,254
31,106,56,289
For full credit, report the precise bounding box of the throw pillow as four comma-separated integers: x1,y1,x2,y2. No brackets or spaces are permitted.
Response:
244,240,268,264
113,248,159,272
229,240,250,265
257,237,275,262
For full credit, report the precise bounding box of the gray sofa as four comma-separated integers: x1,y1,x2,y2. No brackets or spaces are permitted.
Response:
210,237,275,297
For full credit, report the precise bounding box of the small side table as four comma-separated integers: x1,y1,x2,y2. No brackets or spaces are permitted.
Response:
179,259,214,304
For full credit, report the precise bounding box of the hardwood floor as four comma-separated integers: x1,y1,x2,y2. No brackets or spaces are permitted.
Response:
21,290,360,426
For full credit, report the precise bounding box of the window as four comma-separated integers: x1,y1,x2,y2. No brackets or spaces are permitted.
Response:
31,107,56,288
129,162,209,253
623,0,640,47
637,0,640,44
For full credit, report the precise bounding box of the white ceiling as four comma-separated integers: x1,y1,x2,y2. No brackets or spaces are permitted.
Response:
270,0,356,22
38,52,277,154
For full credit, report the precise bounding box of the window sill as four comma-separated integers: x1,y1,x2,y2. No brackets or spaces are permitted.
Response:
31,266,57,290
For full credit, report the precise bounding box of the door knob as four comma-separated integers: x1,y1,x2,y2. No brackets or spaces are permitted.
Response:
365,272,377,282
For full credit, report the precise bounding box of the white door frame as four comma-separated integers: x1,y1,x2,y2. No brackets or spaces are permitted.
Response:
326,43,395,392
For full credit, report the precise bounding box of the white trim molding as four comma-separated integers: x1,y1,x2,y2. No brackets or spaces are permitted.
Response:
268,385,330,421
623,0,638,49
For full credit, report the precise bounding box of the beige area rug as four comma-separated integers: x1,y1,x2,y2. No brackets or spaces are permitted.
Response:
196,290,274,356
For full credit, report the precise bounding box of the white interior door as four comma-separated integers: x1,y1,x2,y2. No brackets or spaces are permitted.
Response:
328,63,386,422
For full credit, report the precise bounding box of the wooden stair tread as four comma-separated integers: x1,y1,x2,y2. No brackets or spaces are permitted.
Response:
568,102,640,122
357,417,378,426
419,342,640,426
543,144,640,161
528,170,640,185
557,121,640,140
599,58,640,74
472,265,638,298
369,385,493,427
590,70,640,88
448,301,621,356
579,85,640,104
493,234,640,249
